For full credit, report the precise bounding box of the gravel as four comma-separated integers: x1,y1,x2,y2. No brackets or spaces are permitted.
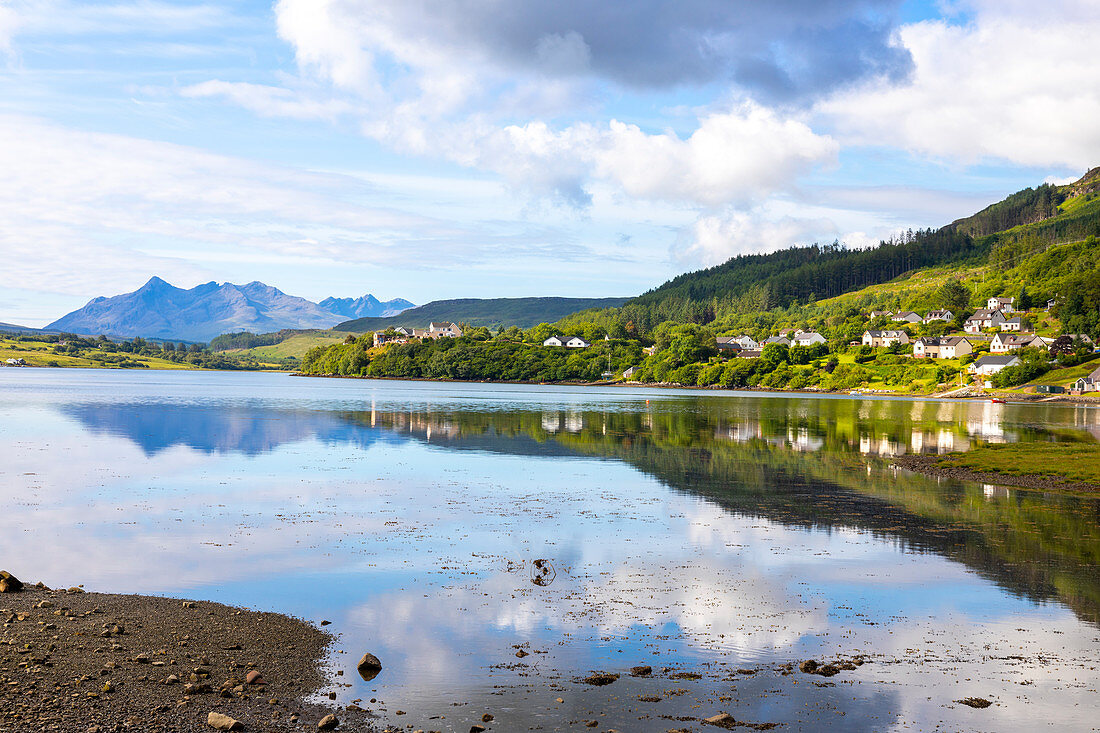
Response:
0,585,380,732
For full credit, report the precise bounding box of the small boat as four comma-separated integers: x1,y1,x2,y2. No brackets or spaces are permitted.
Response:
990,398,1005,404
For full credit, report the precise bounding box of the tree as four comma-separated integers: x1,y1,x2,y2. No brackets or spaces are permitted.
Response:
1017,285,1032,311
935,279,970,316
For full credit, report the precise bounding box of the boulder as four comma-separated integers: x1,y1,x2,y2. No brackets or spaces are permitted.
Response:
356,652,382,682
629,665,652,677
245,670,264,685
0,570,23,593
207,711,244,731
317,713,339,730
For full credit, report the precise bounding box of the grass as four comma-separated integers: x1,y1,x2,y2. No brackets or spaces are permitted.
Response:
1019,356,1100,387
937,443,1100,485
231,331,355,361
0,337,196,370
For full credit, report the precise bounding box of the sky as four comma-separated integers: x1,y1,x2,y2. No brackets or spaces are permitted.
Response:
1,0,1097,326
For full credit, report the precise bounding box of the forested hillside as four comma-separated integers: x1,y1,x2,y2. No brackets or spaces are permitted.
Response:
577,168,1100,333
337,297,629,332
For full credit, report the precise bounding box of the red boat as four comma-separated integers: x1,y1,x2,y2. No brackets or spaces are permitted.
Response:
990,398,1006,404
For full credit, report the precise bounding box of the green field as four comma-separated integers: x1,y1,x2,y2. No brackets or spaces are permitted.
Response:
1019,356,1100,387
232,331,355,361
0,337,196,370
936,443,1100,485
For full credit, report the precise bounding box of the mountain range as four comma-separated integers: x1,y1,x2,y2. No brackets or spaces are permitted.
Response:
46,277,414,342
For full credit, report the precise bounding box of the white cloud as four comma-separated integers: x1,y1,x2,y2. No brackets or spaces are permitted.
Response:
817,10,1100,168
678,210,839,267
596,105,837,207
181,80,353,121
0,114,590,299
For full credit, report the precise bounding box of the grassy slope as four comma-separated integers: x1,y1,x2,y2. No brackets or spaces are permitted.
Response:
337,297,631,332
0,336,196,370
230,331,354,360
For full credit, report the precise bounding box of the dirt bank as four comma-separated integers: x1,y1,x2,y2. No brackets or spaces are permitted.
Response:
0,583,379,732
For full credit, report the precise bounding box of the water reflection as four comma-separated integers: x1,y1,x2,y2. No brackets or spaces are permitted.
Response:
2,372,1099,731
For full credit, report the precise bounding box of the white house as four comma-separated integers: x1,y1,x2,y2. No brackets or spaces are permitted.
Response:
923,310,954,323
965,308,1007,333
1071,365,1100,392
913,336,972,359
622,366,638,379
715,337,742,352
791,331,827,346
863,330,910,348
969,354,1019,376
565,337,590,348
429,322,463,338
991,332,1046,354
892,311,922,324
542,336,565,347
987,296,1016,313
999,316,1030,332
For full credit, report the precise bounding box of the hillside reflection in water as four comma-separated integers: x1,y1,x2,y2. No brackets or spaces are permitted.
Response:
1,370,1098,732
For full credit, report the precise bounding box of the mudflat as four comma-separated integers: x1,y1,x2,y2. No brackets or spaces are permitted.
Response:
0,584,377,732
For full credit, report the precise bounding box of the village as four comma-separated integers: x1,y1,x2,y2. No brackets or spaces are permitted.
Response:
362,295,1100,395
708,295,1099,393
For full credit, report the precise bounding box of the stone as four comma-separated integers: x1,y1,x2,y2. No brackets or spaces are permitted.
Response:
958,697,992,708
798,660,818,674
470,726,486,733
245,670,264,685
581,672,619,686
481,713,494,722
207,711,245,731
0,570,23,593
705,713,736,724
317,713,339,730
629,665,653,677
356,652,382,682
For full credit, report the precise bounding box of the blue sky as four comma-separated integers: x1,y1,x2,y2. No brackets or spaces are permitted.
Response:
1,0,1096,326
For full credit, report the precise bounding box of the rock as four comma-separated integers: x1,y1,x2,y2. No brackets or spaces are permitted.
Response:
515,649,529,658
705,713,735,725
321,620,331,626
798,660,818,673
585,722,598,728
245,670,264,685
816,664,840,677
581,672,619,686
0,570,23,593
185,682,213,694
317,713,339,730
470,726,486,733
629,665,652,677
356,652,382,682
481,713,494,722
958,697,992,708
166,675,180,685
207,711,244,731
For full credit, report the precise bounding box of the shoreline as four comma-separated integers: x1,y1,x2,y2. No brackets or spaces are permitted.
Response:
893,454,1100,494
0,582,377,732
291,371,1100,405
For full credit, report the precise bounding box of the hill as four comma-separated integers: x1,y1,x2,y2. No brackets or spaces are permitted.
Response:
336,297,631,332
46,277,414,342
613,167,1100,331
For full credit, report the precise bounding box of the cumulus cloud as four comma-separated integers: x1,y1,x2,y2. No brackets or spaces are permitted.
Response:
678,211,840,267
817,8,1100,168
273,0,911,100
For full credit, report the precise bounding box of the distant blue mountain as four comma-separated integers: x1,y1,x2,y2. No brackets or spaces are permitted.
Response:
318,294,415,319
46,277,414,342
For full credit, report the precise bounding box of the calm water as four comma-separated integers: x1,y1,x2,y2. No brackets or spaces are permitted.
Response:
2,369,1099,731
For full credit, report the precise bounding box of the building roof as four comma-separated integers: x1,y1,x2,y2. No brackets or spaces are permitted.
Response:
974,354,1019,366
866,330,906,337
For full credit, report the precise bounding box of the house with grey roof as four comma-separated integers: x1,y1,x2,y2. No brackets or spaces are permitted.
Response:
969,354,1020,376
